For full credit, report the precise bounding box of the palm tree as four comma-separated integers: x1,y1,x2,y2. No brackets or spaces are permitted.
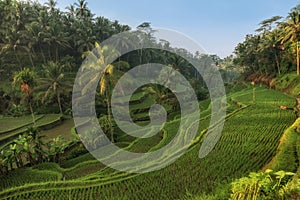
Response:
42,22,70,62
81,44,122,142
259,29,283,74
94,17,113,41
66,4,75,18
136,22,156,65
99,64,117,142
74,0,89,19
24,21,45,64
45,0,57,15
13,68,37,125
76,26,96,53
280,9,300,75
38,61,72,114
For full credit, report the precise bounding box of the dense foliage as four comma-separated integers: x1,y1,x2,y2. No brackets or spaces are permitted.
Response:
1,1,300,199
0,0,235,117
234,5,300,76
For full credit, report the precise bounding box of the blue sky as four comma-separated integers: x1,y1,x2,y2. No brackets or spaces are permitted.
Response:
40,0,299,58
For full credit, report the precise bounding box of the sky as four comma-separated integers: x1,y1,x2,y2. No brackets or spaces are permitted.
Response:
39,0,300,58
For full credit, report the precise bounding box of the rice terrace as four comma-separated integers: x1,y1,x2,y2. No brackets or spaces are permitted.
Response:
0,0,300,199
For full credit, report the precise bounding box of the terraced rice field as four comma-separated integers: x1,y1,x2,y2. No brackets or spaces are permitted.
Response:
0,86,296,199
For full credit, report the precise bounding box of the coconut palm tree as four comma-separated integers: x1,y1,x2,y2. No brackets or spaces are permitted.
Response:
74,0,90,19
280,9,300,75
66,4,76,18
259,29,283,74
41,22,70,62
81,44,123,142
45,0,57,15
99,64,117,142
76,26,96,53
24,21,45,64
13,68,37,125
94,16,113,41
38,61,72,114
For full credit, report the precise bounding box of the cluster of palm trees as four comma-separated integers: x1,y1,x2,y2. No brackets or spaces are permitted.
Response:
234,5,300,76
0,127,66,175
12,61,72,122
0,0,130,77
0,0,132,116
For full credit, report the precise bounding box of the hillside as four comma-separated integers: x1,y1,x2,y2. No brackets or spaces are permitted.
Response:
0,84,299,199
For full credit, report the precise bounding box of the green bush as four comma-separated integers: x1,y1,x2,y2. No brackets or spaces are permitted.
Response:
230,169,295,200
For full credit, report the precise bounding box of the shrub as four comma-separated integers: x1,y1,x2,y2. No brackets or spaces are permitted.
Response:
230,169,295,200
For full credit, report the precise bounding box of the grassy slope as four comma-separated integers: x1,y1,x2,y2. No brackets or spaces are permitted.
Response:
0,85,296,199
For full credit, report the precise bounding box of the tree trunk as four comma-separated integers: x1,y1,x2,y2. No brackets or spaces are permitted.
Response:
297,42,299,75
39,46,47,64
29,100,36,126
274,49,280,75
56,91,63,114
106,91,114,143
28,51,35,69
56,45,59,62
48,45,52,61
15,53,22,70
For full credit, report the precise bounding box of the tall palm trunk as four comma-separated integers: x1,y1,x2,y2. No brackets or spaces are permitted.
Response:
56,90,63,114
28,52,35,69
55,45,59,62
274,49,281,75
297,42,299,75
29,100,36,126
39,46,47,64
106,91,114,143
15,53,22,70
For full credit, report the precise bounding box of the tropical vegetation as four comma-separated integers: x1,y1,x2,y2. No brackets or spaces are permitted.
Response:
0,0,300,200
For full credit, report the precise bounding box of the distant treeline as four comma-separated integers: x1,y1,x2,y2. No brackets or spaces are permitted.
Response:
234,4,300,76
